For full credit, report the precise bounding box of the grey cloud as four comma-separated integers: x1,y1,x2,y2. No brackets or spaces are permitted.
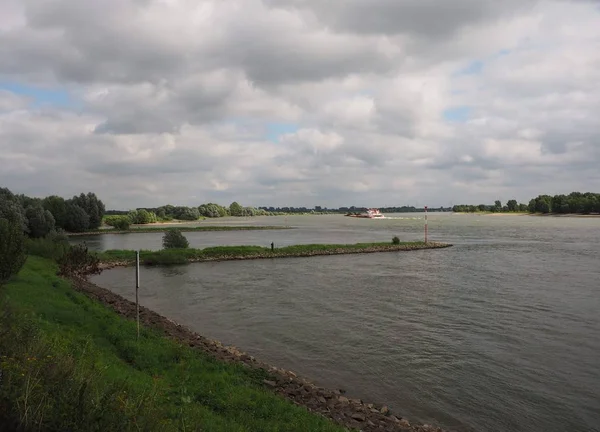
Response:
265,0,524,38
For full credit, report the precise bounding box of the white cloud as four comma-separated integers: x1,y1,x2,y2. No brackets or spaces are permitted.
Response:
0,0,599,208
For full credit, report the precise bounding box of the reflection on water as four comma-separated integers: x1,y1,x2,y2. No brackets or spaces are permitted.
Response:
91,214,600,432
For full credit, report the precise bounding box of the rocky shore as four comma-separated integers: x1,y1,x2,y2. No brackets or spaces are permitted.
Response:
71,276,448,432
99,242,452,270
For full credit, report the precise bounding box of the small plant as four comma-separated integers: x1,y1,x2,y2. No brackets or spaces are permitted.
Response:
391,236,400,245
57,243,101,278
162,230,189,249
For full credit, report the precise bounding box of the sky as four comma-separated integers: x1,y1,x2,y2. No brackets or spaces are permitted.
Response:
1,0,599,209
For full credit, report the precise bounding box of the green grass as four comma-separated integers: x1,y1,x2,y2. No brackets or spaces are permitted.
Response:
98,241,442,266
0,257,345,432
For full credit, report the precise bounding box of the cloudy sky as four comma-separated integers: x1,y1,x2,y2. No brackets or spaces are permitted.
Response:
1,0,599,209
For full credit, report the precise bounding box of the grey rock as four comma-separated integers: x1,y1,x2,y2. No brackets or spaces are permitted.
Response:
351,413,366,422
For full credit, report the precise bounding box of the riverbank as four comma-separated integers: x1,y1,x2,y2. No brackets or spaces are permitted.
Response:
98,242,452,268
67,225,292,236
0,257,342,432
2,257,445,432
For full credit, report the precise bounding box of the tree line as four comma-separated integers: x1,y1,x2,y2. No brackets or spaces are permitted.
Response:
104,201,276,228
0,187,105,235
452,192,600,214
1,186,106,286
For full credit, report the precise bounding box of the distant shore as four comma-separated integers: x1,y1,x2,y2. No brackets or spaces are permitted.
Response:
453,212,600,218
67,225,292,236
97,242,452,269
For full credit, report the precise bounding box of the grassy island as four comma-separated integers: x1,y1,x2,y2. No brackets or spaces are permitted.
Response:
98,241,451,267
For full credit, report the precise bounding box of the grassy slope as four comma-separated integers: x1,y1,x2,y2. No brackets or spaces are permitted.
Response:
99,242,434,265
1,257,344,432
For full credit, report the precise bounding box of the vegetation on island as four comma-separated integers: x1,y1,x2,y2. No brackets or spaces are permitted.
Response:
162,230,189,249
452,192,600,214
0,257,344,431
105,201,281,227
98,239,449,267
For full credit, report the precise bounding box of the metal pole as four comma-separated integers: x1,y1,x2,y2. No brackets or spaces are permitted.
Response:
424,205,428,243
135,250,140,341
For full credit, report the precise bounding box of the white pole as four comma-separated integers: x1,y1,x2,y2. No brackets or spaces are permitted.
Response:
424,205,428,243
135,250,140,341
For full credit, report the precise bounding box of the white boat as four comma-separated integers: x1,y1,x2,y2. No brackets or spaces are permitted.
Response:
366,208,385,218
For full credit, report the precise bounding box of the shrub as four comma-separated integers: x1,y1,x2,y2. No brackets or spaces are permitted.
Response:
391,236,400,245
26,231,71,261
162,230,189,249
128,209,158,224
0,219,27,286
105,216,131,230
57,243,101,278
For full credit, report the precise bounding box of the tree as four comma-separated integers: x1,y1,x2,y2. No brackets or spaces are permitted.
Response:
25,206,56,238
128,209,157,224
0,218,27,286
174,207,200,221
162,230,189,249
70,192,106,229
0,197,28,232
494,200,502,209
64,203,90,232
229,201,243,216
506,200,518,212
43,195,68,229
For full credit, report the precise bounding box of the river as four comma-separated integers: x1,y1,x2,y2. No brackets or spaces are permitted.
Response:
88,214,600,432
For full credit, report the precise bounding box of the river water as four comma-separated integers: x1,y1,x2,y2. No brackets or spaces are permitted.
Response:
89,214,600,432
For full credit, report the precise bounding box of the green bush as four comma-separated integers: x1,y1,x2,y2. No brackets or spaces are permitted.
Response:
57,243,101,278
0,218,26,286
391,236,400,245
128,209,158,225
26,231,71,260
162,230,189,249
105,216,131,230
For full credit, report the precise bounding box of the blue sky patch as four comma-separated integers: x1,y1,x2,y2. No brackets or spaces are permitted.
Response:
0,82,75,108
266,122,298,142
443,106,471,122
457,60,484,75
